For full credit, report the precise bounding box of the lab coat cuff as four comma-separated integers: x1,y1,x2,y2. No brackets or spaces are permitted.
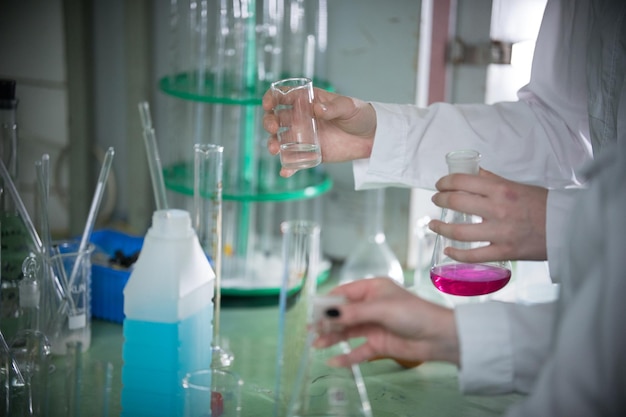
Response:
546,188,582,282
455,301,514,394
353,102,411,189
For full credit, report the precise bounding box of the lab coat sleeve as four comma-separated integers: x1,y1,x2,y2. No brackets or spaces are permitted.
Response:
455,300,556,395
353,0,593,192
353,100,591,191
545,188,583,283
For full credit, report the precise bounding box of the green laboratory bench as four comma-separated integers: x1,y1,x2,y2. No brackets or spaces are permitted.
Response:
53,269,525,417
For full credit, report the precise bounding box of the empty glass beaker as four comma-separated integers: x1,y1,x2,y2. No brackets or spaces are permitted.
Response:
430,150,512,298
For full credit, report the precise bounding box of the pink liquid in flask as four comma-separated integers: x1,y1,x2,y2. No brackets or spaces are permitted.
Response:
430,263,511,296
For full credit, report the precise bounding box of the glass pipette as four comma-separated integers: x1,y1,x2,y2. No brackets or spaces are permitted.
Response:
138,101,168,211
53,147,115,324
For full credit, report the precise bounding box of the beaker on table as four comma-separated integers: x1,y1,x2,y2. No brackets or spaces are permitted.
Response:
430,150,512,299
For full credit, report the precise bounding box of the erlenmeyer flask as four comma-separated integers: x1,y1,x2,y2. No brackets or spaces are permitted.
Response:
340,189,404,285
430,150,512,297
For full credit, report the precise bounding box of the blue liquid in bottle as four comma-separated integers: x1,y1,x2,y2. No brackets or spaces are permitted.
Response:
121,304,213,417
120,209,215,417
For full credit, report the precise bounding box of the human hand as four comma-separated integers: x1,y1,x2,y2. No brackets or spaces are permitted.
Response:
314,278,459,367
262,87,377,177
429,168,548,263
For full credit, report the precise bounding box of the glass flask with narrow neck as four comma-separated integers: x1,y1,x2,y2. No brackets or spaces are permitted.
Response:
339,188,404,286
430,150,512,297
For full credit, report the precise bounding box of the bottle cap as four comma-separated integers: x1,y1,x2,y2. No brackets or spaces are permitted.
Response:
445,149,481,174
149,209,193,239
0,79,17,110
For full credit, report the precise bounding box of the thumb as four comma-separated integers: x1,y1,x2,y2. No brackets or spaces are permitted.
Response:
314,95,354,121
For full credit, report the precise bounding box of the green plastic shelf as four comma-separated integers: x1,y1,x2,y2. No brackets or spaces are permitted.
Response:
159,73,334,202
163,161,333,202
159,72,333,105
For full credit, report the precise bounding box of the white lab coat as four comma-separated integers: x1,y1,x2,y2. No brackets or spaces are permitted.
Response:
504,135,626,417
354,0,593,282
352,0,626,412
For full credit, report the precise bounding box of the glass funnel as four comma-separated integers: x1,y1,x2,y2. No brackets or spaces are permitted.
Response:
430,150,512,298
340,188,404,285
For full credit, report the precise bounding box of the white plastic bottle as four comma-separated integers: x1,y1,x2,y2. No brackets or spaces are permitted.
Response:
121,209,215,417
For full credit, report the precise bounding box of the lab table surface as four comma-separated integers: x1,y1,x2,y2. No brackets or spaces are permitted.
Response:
52,272,525,416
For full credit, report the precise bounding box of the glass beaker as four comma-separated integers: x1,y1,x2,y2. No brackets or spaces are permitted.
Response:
46,241,95,355
430,150,512,298
270,77,322,170
183,368,243,417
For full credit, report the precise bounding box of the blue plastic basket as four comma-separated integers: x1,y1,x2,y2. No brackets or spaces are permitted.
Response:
90,229,143,323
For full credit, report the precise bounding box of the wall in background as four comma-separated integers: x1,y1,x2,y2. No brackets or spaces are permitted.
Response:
0,0,71,236
149,0,422,262
0,0,495,266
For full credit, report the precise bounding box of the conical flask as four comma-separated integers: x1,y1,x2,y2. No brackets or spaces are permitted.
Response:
430,150,512,297
340,189,404,285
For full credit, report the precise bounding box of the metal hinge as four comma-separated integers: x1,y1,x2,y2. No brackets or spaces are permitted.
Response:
448,38,513,65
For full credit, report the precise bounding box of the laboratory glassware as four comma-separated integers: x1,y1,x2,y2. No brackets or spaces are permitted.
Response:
138,101,168,211
1,330,25,415
8,329,51,416
46,340,114,417
286,295,373,417
270,77,322,170
160,1,333,292
340,188,404,285
46,240,95,355
18,256,40,332
0,79,33,341
122,209,215,417
430,150,512,297
35,155,67,335
47,148,114,350
274,220,320,417
193,143,234,368
183,368,243,417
